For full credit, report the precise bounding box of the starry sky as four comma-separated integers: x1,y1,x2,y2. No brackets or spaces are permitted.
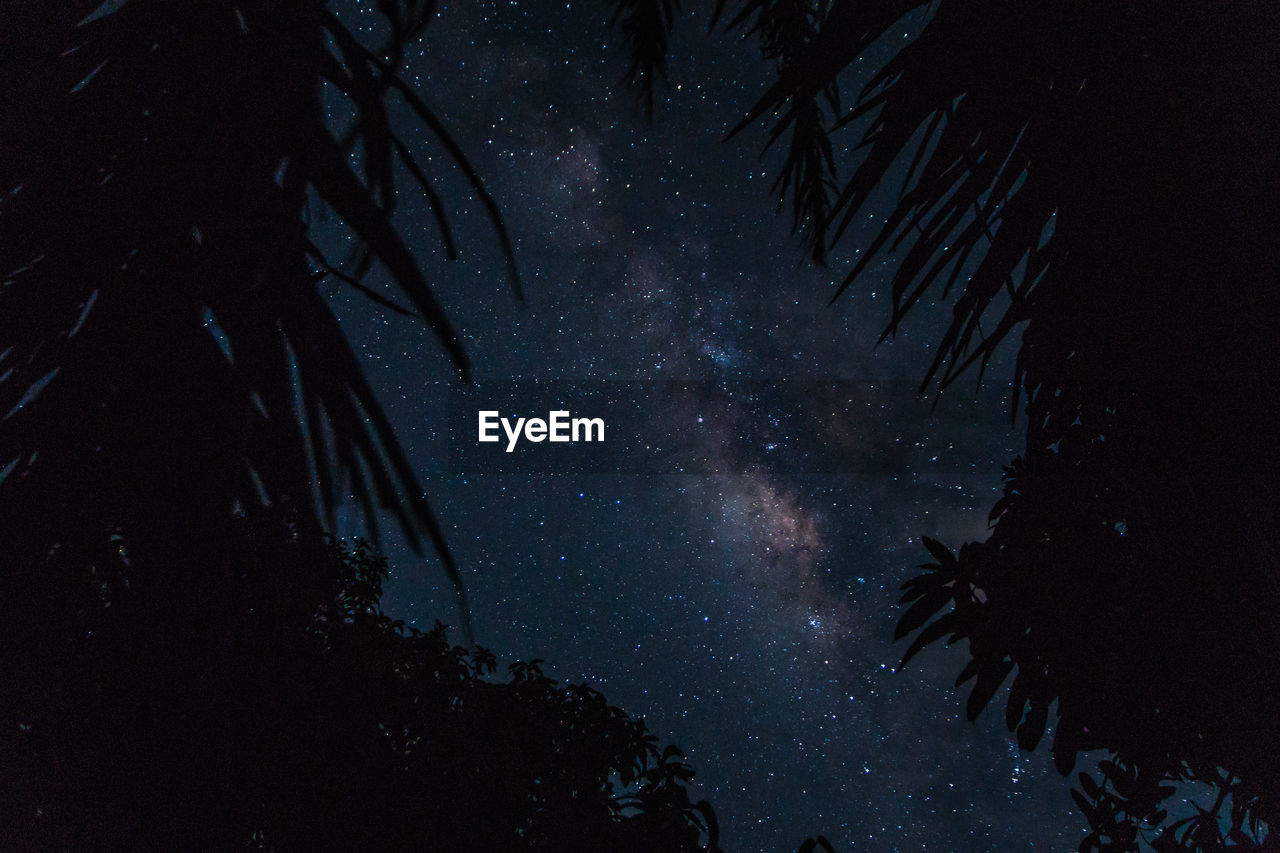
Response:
325,1,1090,849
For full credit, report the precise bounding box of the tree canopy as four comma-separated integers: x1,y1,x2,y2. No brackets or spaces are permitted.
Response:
0,0,516,628
1,509,725,850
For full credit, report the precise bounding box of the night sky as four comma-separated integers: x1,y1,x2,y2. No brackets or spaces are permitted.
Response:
324,1,1090,849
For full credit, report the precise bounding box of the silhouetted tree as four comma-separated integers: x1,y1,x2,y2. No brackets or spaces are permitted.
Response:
0,0,519,628
1,4,515,841
2,2,504,835
0,510,724,850
612,1,1280,848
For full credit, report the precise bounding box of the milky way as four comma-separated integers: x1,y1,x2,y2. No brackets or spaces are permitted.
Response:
328,0,1092,849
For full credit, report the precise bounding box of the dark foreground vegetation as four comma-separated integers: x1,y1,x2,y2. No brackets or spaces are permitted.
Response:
3,510,725,849
3,0,1278,850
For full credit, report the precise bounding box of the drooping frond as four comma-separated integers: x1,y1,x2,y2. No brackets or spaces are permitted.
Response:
723,0,1077,398
720,0,841,263
608,0,681,119
0,1,516,633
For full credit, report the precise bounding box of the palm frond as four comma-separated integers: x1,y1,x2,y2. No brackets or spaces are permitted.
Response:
0,1,510,637
609,0,681,119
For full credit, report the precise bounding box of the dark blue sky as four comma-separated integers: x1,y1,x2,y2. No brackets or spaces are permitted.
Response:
329,1,1089,849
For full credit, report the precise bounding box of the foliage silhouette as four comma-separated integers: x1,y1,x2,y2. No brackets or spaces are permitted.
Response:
1,511,727,850
0,0,518,636
3,6,517,840
612,1,1280,849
